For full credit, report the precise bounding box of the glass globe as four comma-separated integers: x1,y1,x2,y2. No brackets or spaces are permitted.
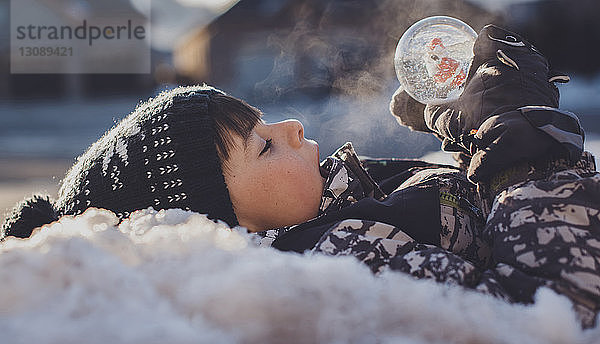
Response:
394,16,477,105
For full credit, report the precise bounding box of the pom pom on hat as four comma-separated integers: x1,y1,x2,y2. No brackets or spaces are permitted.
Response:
1,194,58,239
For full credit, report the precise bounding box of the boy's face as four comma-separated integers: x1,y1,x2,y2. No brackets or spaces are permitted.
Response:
223,119,325,232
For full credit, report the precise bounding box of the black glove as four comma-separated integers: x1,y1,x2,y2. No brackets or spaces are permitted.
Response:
392,24,583,185
424,24,563,145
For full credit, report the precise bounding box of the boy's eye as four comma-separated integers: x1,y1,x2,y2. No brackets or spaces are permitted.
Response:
260,138,272,156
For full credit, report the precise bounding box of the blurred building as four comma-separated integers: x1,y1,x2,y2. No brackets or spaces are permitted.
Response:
174,0,502,103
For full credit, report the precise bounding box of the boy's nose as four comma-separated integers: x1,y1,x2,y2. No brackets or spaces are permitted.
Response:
279,119,304,149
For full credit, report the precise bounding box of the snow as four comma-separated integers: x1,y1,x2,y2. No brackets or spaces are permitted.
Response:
1,207,599,344
419,150,459,166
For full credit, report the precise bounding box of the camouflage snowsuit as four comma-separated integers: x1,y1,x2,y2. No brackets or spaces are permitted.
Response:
258,142,600,327
260,24,600,326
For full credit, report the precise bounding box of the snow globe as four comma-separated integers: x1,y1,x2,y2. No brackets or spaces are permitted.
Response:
394,16,477,105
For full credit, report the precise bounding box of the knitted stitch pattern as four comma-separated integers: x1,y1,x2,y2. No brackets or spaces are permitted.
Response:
54,85,239,227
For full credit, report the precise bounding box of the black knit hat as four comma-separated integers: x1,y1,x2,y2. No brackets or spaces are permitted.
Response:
53,85,239,227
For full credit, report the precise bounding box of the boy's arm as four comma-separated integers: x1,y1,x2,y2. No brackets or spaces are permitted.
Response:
389,25,584,195
312,218,482,288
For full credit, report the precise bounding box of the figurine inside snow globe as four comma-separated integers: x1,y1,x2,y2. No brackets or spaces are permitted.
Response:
394,16,477,105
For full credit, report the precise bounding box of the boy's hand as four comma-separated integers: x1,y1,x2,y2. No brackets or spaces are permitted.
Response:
389,85,429,133
423,24,562,149
390,24,582,185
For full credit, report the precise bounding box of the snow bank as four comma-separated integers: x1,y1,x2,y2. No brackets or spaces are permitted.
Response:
1,208,598,344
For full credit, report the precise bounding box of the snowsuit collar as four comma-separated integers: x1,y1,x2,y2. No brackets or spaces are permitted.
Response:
318,142,386,215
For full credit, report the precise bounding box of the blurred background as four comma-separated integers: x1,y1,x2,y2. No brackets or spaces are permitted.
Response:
1,0,600,223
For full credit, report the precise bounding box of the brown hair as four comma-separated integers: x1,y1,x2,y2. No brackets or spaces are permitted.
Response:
209,93,263,172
